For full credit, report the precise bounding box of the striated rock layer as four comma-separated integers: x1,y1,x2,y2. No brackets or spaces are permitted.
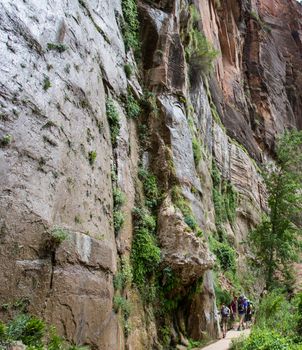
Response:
0,0,301,349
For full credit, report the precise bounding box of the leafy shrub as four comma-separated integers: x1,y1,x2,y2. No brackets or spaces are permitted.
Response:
131,205,161,290
113,210,124,234
106,98,120,147
132,206,156,232
214,281,232,307
0,315,88,350
255,291,302,342
210,238,237,272
113,187,125,208
124,64,133,78
4,314,45,346
240,329,294,350
113,295,131,319
114,257,133,291
126,90,141,119
112,186,125,235
121,0,140,52
138,168,160,209
50,227,70,246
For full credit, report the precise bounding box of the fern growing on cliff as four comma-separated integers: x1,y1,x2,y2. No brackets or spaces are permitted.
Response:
121,0,140,53
183,5,219,75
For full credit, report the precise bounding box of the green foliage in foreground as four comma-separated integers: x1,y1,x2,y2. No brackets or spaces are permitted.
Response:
0,314,88,350
230,291,302,350
249,129,302,289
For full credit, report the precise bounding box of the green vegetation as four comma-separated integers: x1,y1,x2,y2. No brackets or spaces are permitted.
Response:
183,5,219,74
113,257,133,337
1,134,12,146
49,227,70,246
249,130,302,290
131,206,161,295
124,64,133,78
113,295,131,319
171,186,199,232
210,238,236,273
47,43,68,53
212,160,238,226
88,150,97,165
138,167,161,209
112,186,125,235
126,90,141,119
192,137,202,166
231,291,302,350
106,98,120,147
0,314,87,350
114,257,133,291
43,76,51,91
121,0,140,53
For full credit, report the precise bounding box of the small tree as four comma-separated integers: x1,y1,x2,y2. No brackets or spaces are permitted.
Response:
249,129,302,290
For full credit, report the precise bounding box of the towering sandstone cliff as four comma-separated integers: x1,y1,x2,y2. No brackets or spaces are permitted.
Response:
0,0,301,348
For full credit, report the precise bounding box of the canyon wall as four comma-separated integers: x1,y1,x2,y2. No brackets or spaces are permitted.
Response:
0,0,301,349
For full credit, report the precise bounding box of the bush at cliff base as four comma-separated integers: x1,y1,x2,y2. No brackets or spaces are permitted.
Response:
245,329,298,350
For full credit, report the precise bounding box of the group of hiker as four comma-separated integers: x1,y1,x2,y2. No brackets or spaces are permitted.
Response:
219,295,254,338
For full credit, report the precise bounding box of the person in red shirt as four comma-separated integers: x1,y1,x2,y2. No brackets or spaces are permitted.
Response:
229,296,238,329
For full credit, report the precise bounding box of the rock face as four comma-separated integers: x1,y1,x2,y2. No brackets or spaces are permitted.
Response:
0,0,301,349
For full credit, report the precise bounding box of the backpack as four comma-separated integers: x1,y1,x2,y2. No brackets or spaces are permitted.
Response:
221,306,230,317
238,298,245,313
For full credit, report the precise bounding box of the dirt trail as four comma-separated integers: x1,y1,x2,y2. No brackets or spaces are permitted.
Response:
199,329,250,350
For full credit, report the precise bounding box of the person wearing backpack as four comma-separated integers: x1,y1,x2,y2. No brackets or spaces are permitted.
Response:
220,303,230,338
237,295,247,331
245,300,254,328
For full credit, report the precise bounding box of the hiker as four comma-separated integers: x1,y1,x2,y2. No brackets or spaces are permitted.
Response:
237,295,247,331
229,295,238,329
220,303,230,338
245,300,254,328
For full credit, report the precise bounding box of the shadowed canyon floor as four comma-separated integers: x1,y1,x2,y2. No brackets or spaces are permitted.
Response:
200,329,250,350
